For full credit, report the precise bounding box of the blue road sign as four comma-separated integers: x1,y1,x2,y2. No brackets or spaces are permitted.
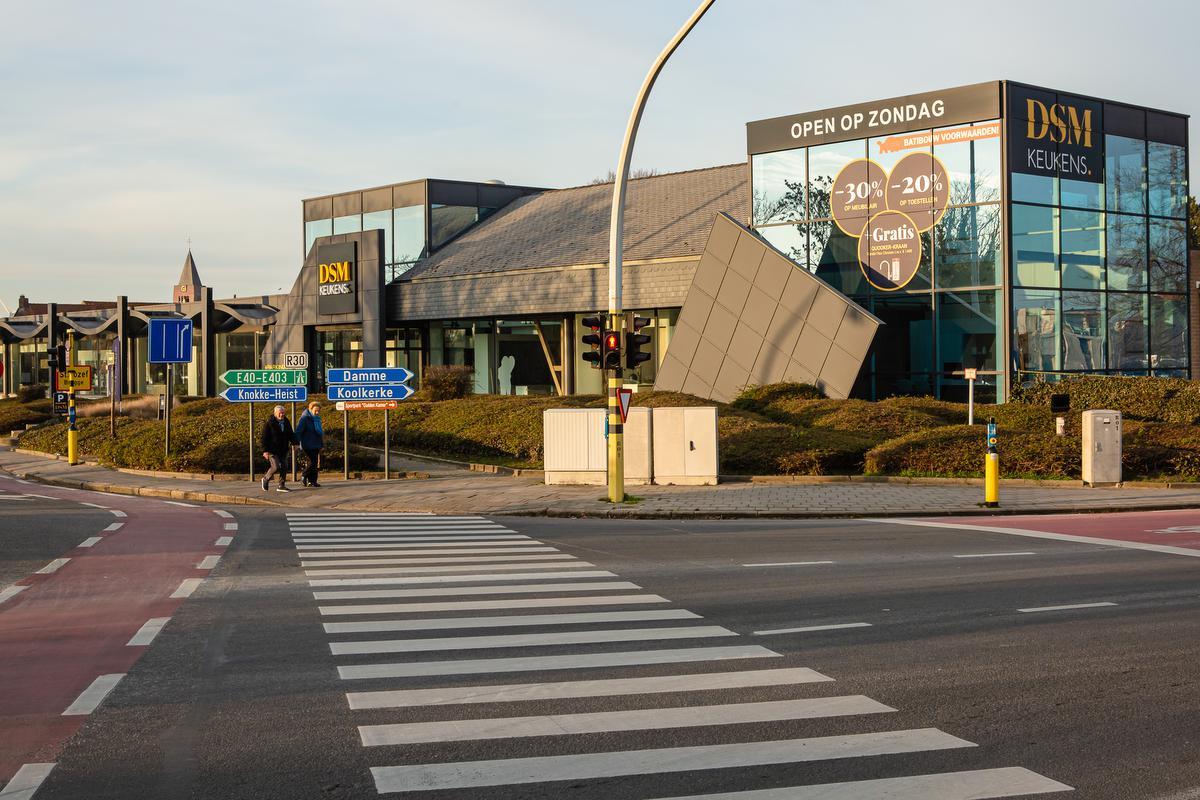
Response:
327,367,413,385
220,386,308,403
148,318,194,364
327,383,414,401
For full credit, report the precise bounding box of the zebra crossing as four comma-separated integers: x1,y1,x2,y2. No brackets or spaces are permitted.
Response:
288,512,1073,798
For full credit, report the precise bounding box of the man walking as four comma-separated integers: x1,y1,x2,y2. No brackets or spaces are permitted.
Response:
260,404,297,492
294,401,325,488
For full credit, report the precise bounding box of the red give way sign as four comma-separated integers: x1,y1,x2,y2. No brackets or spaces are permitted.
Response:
617,387,633,424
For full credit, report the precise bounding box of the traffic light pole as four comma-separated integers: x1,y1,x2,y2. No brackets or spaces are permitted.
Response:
67,330,78,466
606,0,714,504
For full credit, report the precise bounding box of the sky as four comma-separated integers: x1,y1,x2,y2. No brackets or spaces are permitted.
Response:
1,0,1197,307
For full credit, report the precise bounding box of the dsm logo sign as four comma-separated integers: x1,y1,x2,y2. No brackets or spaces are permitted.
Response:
316,242,357,315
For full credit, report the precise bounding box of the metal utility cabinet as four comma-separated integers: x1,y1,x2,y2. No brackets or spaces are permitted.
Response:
543,408,651,485
1081,409,1122,486
651,406,718,485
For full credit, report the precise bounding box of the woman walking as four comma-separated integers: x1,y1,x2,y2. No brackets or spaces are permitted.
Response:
294,401,325,488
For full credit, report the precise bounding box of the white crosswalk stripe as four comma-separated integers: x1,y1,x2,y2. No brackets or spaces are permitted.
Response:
285,513,1071,799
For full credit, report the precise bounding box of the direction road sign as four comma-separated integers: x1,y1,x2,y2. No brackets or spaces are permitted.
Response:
327,384,413,401
335,400,400,411
220,386,308,403
57,365,94,391
148,318,194,364
326,367,413,385
284,352,309,369
221,369,307,386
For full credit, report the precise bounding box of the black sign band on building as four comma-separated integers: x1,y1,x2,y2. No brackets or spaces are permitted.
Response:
746,82,1001,154
316,242,357,315
1007,84,1103,183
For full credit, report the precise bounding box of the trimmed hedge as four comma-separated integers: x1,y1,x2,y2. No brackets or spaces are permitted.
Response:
0,398,53,433
1015,375,1200,424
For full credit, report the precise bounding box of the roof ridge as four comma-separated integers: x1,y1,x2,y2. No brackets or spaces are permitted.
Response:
554,162,746,193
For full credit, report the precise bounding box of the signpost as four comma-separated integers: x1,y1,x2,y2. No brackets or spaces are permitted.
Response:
220,369,307,386
220,366,307,481
148,318,194,460
334,400,399,412
963,367,977,426
327,367,413,481
617,387,633,424
327,383,413,401
220,386,307,403
57,365,93,391
283,353,307,480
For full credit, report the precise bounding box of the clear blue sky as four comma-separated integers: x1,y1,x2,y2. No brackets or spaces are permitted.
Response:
1,0,1196,306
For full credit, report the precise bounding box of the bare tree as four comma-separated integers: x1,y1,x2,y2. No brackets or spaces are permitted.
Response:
588,168,660,185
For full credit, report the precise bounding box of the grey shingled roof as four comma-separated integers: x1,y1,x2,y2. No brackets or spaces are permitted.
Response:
403,163,748,280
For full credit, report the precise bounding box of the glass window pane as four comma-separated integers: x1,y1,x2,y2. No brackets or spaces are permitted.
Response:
1014,289,1060,372
1148,142,1188,219
1011,172,1057,206
1150,294,1188,371
934,204,1000,288
1062,290,1105,370
1105,135,1147,215
430,204,478,248
869,129,931,175
758,224,807,268
332,214,361,234
938,289,999,371
869,293,934,376
304,218,332,257
1108,292,1148,370
362,209,392,265
1061,209,1105,290
1011,203,1060,288
393,204,425,263
1149,218,1187,293
752,150,806,225
1106,214,1147,291
807,140,866,220
933,120,1002,205
1060,177,1104,211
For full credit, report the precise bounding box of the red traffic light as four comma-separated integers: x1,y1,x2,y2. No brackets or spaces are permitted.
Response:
604,333,619,351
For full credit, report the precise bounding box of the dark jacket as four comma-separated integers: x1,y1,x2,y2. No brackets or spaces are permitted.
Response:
294,410,324,451
260,416,297,457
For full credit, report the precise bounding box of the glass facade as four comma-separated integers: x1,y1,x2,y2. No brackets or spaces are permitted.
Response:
752,119,1005,399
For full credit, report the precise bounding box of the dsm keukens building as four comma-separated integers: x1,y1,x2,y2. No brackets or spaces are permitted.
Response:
1,80,1192,404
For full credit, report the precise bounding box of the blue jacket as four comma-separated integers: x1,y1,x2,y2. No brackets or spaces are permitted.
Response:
294,410,324,450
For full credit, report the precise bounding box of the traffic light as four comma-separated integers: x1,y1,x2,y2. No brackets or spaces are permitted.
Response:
603,329,622,370
48,344,66,369
625,314,652,370
581,315,604,369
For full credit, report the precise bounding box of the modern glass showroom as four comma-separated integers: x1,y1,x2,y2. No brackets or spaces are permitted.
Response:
748,81,1190,402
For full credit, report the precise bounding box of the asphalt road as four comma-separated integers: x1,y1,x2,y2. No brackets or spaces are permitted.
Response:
5,502,1200,799
0,482,112,589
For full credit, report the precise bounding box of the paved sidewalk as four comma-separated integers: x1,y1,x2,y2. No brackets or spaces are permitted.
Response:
4,447,1200,518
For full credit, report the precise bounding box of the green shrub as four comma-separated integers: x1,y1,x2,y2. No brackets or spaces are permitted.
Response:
1014,375,1200,424
16,384,47,403
423,365,474,401
0,398,53,432
864,424,1080,479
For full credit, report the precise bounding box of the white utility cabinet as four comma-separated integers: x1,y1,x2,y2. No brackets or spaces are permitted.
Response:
651,406,718,485
1081,409,1122,486
543,408,651,485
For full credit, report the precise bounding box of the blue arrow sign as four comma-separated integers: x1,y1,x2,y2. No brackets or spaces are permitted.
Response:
221,386,308,403
327,367,413,385
327,384,414,401
148,318,193,364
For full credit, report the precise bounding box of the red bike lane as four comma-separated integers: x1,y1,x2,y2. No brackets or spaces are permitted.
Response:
0,485,233,785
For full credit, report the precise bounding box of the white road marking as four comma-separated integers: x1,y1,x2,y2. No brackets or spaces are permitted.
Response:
215,536,233,546
742,561,835,567
330,625,737,656
370,728,973,793
36,558,70,574
77,537,103,548
103,522,123,532
361,695,895,746
347,666,834,709
0,585,28,605
755,622,872,635
292,535,531,543
0,494,32,500
163,500,196,507
109,510,127,518
170,578,203,598
299,547,557,559
308,570,613,587
295,540,539,550
312,581,642,602
304,561,589,577
213,509,234,518
320,595,668,616
288,521,508,529
78,501,107,509
1018,602,1117,613
127,617,170,646
649,767,1074,799
339,645,780,680
62,673,125,715
871,517,1200,559
223,522,238,530
0,762,56,799
196,555,221,570
953,552,1038,558
301,554,569,568
25,493,56,499
325,609,698,634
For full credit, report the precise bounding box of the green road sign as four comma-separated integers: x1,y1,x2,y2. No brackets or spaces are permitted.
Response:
220,369,307,386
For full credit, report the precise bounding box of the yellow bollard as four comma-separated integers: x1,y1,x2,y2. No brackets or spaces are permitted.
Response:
68,426,79,465
984,416,999,508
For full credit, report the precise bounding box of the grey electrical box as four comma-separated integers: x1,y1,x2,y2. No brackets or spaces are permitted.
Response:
1081,409,1122,486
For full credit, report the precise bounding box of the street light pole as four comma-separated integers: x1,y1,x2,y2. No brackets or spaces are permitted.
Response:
606,0,715,503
